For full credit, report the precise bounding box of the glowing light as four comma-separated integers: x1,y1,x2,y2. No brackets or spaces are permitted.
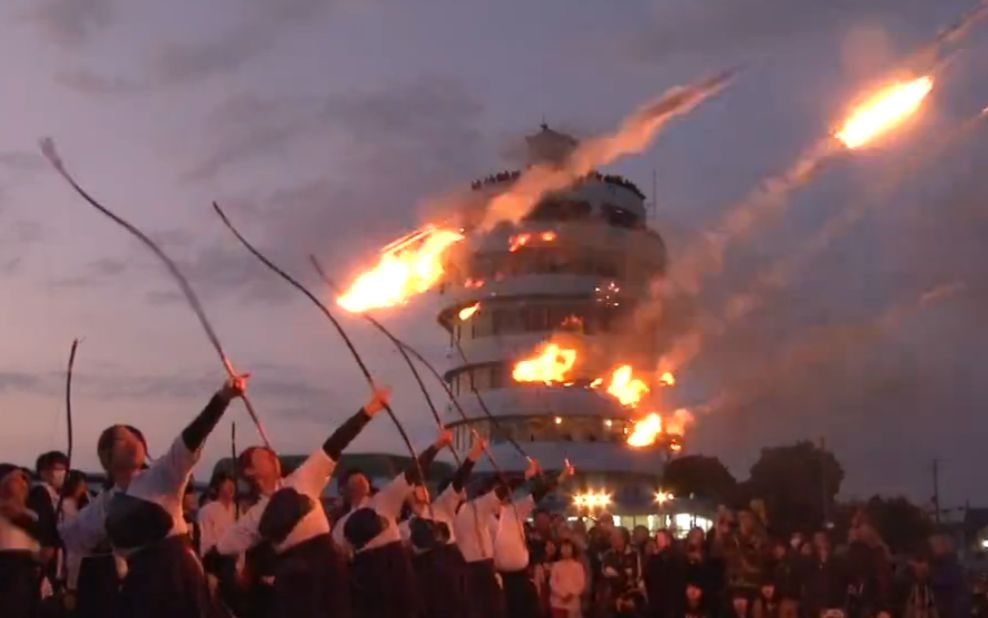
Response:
835,76,933,149
603,419,613,428
508,230,557,252
655,490,674,505
464,278,485,289
589,378,604,388
458,303,480,321
605,365,650,407
627,413,663,448
338,226,464,312
573,490,612,510
512,343,577,384
554,416,563,425
659,372,676,387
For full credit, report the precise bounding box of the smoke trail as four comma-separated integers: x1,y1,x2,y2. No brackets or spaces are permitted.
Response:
695,280,967,418
478,68,737,229
656,108,986,376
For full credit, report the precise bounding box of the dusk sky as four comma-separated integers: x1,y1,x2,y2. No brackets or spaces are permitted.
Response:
2,0,987,507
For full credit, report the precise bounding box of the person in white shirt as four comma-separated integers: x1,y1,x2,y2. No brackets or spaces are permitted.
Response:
493,457,575,618
60,374,247,618
0,463,41,618
333,427,450,618
213,386,390,618
550,538,587,618
197,472,237,556
400,434,487,618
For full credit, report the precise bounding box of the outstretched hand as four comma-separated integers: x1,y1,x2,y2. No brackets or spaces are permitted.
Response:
558,458,576,483
434,427,453,449
468,433,488,461
363,385,392,416
524,457,541,480
219,373,250,401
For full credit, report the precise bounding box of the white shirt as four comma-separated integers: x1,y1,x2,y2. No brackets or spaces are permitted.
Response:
123,435,200,544
400,483,465,547
332,473,412,556
493,494,535,572
217,447,337,556
197,500,236,555
59,487,117,555
61,498,84,589
453,490,501,563
550,558,587,615
0,511,40,553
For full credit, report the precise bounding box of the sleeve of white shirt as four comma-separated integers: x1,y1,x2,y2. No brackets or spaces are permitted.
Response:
285,448,336,499
474,489,502,519
197,503,218,555
140,435,200,499
513,494,536,521
215,501,263,556
58,490,110,554
371,473,413,519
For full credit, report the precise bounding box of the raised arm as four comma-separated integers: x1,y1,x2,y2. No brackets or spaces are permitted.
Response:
288,387,389,498
436,435,485,517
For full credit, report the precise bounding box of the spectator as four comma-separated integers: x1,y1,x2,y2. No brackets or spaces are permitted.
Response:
597,527,645,618
845,523,892,618
726,589,752,618
893,551,938,618
683,580,711,618
632,526,651,558
536,539,560,615
551,538,587,618
752,579,780,618
803,532,850,618
928,535,970,618
645,529,686,618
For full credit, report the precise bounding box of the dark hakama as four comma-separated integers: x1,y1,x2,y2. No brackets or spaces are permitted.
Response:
464,559,505,618
75,553,120,618
272,533,350,618
411,543,468,618
117,535,210,618
0,550,40,618
351,540,421,618
500,568,540,618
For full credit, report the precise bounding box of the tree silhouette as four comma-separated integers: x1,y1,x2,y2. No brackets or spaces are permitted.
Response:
663,455,737,503
746,441,844,536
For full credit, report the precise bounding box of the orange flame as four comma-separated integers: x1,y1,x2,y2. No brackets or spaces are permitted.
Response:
589,377,603,388
458,303,480,321
627,413,663,448
659,372,676,387
665,408,695,436
338,226,464,312
464,278,485,289
605,365,650,407
512,343,577,384
835,76,933,149
560,315,584,330
508,230,558,252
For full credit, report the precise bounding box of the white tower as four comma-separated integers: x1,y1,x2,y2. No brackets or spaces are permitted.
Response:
439,125,672,519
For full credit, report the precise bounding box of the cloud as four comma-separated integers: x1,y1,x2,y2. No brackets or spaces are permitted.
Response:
632,0,973,62
22,0,115,49
53,68,143,96
0,152,46,174
48,257,129,288
151,0,334,85
0,372,47,395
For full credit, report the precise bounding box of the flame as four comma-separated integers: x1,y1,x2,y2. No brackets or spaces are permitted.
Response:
512,343,577,384
665,408,695,436
605,365,650,407
458,303,480,321
508,230,557,252
627,413,663,448
338,226,464,312
464,278,485,289
589,377,604,388
835,76,933,149
659,372,676,386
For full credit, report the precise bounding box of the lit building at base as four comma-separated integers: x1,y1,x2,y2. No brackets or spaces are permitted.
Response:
437,124,683,527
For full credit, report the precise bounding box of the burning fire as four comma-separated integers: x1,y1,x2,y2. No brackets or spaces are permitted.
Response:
512,343,577,384
458,303,480,321
835,76,933,149
560,315,584,330
338,226,464,312
604,365,650,407
659,372,676,387
665,408,695,436
508,230,558,252
627,413,663,448
464,278,485,289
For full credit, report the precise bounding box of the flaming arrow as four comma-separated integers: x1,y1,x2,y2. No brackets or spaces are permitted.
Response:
40,140,272,451
211,202,429,501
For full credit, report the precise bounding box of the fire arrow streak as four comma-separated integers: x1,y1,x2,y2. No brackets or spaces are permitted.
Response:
211,202,429,502
40,139,272,450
